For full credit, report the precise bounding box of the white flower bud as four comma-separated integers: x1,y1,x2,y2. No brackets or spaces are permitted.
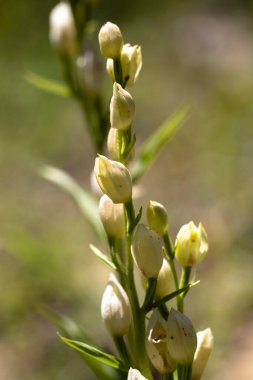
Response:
121,43,142,86
99,195,125,239
98,22,123,59
131,224,163,278
94,155,132,204
110,83,135,130
101,274,131,336
76,49,103,94
167,308,197,364
49,2,76,55
146,310,177,374
155,259,174,299
175,221,208,267
192,328,214,380
147,200,169,236
128,368,148,380
106,58,115,82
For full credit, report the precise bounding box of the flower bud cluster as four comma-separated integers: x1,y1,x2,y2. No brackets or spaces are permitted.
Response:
146,309,199,373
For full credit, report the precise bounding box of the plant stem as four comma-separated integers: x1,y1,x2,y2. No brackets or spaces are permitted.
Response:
178,267,192,313
113,57,123,86
124,200,152,378
113,336,132,367
142,278,157,312
162,233,180,309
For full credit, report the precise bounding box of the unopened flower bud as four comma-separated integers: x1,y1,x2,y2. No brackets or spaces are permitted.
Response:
101,274,131,336
110,83,135,130
107,128,134,164
147,200,169,236
98,22,123,59
131,224,163,278
128,368,148,380
121,43,142,86
155,259,174,299
192,328,214,380
167,308,197,364
175,222,208,267
99,195,125,239
146,310,177,374
94,155,132,204
49,2,76,55
76,49,104,94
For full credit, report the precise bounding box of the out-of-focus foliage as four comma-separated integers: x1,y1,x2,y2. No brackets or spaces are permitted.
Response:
0,0,253,379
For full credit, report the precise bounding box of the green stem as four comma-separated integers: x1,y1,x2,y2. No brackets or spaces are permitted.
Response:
178,266,192,313
163,233,180,309
108,236,126,288
124,200,151,378
113,57,123,86
142,278,157,312
113,336,132,367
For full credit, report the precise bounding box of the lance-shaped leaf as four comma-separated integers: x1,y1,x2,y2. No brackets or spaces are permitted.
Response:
39,165,105,241
89,244,117,271
41,308,121,380
59,335,128,372
131,105,190,183
25,71,72,97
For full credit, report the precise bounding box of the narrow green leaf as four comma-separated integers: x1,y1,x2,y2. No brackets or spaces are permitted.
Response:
25,71,72,97
39,165,106,241
131,105,190,182
59,335,128,372
89,244,117,270
149,281,200,311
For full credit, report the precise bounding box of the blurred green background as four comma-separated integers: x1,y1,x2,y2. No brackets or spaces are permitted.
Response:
1,0,253,379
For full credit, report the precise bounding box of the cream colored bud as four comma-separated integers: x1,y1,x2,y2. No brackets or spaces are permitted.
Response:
110,83,135,130
146,310,177,374
155,259,174,299
107,127,123,162
101,274,131,336
192,328,214,380
99,195,125,239
106,58,115,82
175,222,208,267
107,128,134,163
167,308,197,364
128,368,148,380
147,200,169,236
131,224,163,278
76,49,103,94
94,155,132,204
98,22,123,59
121,43,142,86
49,2,76,55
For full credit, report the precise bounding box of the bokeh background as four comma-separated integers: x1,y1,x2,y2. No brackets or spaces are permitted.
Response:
1,0,253,379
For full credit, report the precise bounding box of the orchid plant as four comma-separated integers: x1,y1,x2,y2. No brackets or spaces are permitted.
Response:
30,2,214,379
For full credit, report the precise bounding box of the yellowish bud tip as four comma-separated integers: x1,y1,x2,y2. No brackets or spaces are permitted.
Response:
131,224,163,278
101,273,131,336
121,43,142,86
98,22,123,59
155,259,174,299
110,83,135,130
147,200,169,236
94,155,132,204
175,221,208,267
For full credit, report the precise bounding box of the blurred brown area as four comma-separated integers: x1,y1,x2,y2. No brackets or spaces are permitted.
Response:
0,0,253,379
